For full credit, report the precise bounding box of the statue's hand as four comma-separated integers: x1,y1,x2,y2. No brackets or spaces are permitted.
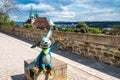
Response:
32,66,39,73
57,36,62,41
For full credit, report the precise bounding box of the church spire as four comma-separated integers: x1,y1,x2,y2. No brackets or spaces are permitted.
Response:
29,5,33,19
35,10,39,18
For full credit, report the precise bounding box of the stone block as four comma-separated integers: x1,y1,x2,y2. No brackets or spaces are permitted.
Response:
118,48,120,51
103,52,113,58
24,58,67,80
101,57,111,65
111,58,117,63
78,42,85,46
88,43,95,49
109,47,119,52
114,52,120,57
95,47,101,50
114,56,120,60
114,60,120,68
94,55,100,61
96,51,103,56
89,49,96,54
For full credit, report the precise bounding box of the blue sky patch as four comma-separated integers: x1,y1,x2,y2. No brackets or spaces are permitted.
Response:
10,0,120,22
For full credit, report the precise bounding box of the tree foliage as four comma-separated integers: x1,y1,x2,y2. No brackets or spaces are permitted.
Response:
23,24,35,29
76,22,89,33
0,13,9,25
89,28,102,34
64,28,74,32
0,0,19,27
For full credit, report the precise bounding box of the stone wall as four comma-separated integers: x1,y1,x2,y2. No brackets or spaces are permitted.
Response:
0,26,120,67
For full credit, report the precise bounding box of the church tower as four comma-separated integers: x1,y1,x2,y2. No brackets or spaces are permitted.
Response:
25,5,51,29
29,5,35,24
35,11,39,18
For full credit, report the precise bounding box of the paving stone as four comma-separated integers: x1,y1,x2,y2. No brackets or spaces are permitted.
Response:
0,32,120,80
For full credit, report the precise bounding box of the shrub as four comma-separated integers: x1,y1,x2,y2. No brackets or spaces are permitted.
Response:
58,28,65,31
9,20,16,27
39,27,45,30
4,22,11,26
89,28,102,34
107,25,120,35
23,24,35,29
64,28,74,32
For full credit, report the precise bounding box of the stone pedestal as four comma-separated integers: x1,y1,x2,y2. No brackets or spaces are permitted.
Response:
24,58,67,80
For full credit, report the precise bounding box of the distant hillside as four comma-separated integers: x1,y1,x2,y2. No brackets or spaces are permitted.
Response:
17,21,120,28
85,21,120,28
54,21,120,28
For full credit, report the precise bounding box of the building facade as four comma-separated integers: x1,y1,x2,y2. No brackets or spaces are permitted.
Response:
25,6,51,29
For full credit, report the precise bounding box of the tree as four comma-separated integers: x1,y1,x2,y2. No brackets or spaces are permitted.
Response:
0,0,19,27
0,13,9,25
76,22,89,33
0,0,19,14
9,20,16,27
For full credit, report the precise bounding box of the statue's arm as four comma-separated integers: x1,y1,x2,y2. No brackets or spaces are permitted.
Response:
50,40,59,51
50,37,62,51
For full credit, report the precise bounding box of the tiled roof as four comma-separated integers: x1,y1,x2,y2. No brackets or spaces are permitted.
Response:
33,17,51,29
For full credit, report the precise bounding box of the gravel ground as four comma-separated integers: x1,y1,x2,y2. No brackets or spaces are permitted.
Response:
0,32,120,80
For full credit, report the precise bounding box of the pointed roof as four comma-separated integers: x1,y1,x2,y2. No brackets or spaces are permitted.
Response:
33,17,51,29
35,10,39,18
29,5,34,19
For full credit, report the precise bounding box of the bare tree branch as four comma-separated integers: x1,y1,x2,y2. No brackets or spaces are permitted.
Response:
0,0,19,15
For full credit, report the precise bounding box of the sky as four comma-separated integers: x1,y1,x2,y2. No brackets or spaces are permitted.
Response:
10,0,120,22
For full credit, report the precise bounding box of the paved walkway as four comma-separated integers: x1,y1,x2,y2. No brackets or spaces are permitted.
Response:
0,32,120,80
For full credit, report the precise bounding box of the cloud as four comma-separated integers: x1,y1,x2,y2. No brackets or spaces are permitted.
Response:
9,14,28,22
38,0,74,6
41,5,75,21
72,10,120,21
45,11,75,19
12,0,120,21
18,3,55,12
75,0,120,11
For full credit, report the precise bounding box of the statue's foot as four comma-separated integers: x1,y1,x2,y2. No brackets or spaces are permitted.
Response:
49,70,53,76
42,69,47,74
32,67,39,73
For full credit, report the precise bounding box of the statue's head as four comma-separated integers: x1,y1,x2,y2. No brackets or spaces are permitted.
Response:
41,29,52,49
31,29,52,49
